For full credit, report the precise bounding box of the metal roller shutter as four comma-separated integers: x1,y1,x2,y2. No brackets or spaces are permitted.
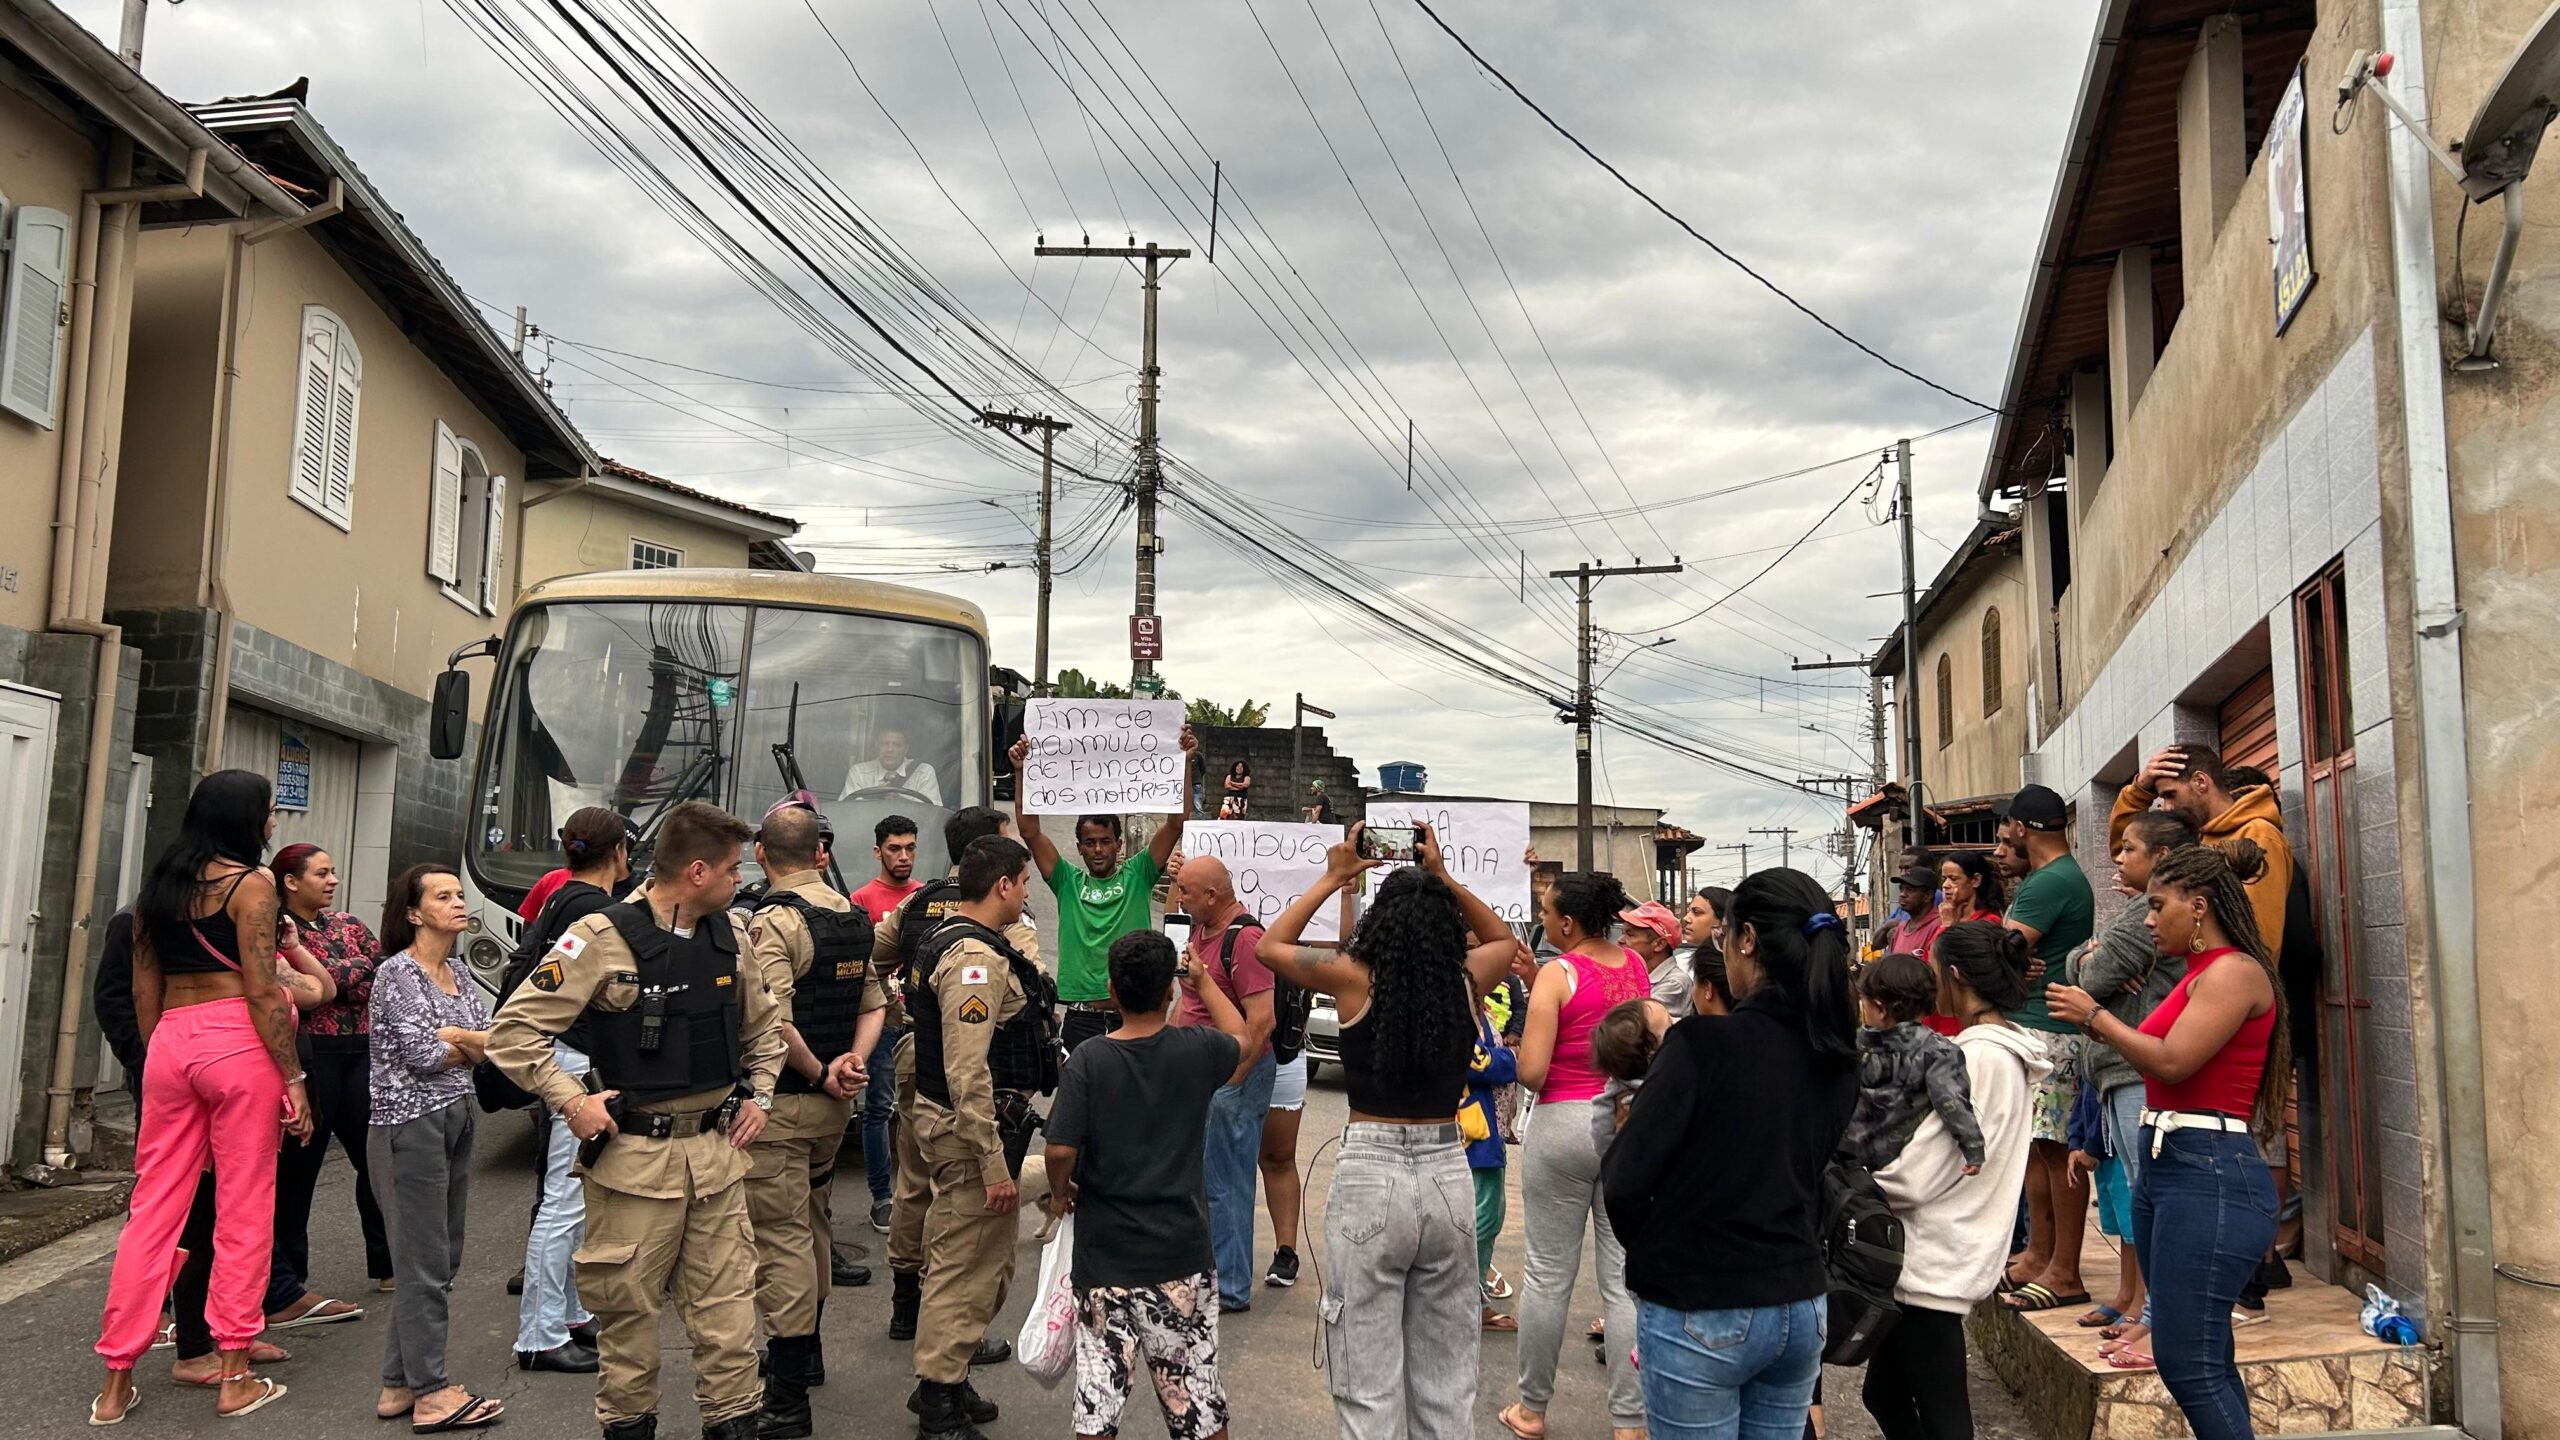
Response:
222,706,359,872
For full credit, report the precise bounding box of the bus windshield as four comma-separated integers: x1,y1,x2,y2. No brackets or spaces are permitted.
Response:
469,599,986,897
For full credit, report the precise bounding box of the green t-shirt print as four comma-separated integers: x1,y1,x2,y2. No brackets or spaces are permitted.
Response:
2005,851,2095,1033
1048,851,1161,1003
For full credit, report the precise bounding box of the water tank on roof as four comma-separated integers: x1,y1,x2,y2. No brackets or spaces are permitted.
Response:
1378,760,1427,795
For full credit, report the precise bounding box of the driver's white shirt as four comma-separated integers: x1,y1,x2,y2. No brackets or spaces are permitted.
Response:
841,758,942,802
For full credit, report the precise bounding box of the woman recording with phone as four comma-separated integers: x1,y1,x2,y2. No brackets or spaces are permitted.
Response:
1258,822,1532,1440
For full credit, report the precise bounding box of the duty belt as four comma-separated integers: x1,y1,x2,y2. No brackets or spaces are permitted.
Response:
625,1105,729,1140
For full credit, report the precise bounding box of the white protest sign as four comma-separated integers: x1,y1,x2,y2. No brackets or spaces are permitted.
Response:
1182,820,1344,942
1362,800,1534,922
1020,699,1187,815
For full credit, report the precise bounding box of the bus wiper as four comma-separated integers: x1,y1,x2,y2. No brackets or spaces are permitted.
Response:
772,682,850,895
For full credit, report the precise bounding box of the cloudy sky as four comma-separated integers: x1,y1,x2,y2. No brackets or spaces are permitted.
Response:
73,0,2092,887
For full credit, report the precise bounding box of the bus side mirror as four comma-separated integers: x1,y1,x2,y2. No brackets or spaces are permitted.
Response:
993,695,1027,801
429,670,471,760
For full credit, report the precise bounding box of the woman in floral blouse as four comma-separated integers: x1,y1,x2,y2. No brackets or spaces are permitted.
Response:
267,844,391,1323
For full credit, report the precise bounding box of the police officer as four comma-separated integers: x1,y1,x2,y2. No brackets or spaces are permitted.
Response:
871,806,1025,1354
739,805,884,1439
904,835,1057,1440
488,801,785,1440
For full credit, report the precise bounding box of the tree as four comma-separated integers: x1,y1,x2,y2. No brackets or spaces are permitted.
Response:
1185,696,1272,728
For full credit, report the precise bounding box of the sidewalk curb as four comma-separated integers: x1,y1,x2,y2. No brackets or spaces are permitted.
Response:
0,1179,135,1268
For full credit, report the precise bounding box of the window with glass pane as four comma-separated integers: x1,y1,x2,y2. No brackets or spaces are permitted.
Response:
733,607,986,885
473,601,746,891
632,540,684,570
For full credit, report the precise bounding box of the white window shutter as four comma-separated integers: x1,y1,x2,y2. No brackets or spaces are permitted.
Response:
0,205,74,428
323,322,362,524
290,309,337,512
480,473,508,612
428,422,463,583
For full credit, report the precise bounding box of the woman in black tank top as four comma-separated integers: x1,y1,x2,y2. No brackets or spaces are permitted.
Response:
1256,823,1534,1440
92,770,312,1425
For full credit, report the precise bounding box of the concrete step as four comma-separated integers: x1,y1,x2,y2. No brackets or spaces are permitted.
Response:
1968,1220,2431,1439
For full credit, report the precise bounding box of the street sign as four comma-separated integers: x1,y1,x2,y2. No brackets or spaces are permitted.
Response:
1129,614,1163,661
1131,673,1167,697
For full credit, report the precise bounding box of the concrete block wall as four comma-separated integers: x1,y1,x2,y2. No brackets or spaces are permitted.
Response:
1194,725,1363,824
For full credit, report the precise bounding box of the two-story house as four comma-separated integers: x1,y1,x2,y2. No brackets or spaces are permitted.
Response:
1863,519,2031,867
1943,2,2560,1434
519,458,804,588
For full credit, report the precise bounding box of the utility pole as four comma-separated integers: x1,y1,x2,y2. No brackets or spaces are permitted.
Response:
1550,560,1685,868
1896,438,1923,826
1750,826,1799,872
1036,241,1190,688
118,0,146,65
1715,841,1750,881
1794,651,1888,925
1291,694,1336,822
978,411,1072,695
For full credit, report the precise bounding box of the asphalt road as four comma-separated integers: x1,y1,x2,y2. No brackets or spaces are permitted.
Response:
4,1074,2039,1439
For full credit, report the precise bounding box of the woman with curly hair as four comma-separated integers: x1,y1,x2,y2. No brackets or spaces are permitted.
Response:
1259,823,1530,1440
1500,871,1654,1440
1603,867,1858,1440
2046,841,2286,1439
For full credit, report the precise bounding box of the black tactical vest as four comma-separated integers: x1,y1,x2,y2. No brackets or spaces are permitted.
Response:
895,877,963,985
753,888,873,1096
580,902,744,1105
909,918,1059,1106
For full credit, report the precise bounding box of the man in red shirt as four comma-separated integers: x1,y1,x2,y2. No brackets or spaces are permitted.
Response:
1168,856,1277,1313
845,815,923,1233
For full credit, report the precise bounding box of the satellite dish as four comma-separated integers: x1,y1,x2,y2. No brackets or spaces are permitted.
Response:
2459,0,2560,200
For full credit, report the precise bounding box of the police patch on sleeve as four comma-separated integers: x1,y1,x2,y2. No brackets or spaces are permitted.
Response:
960,964,990,985
554,932,587,961
956,995,990,1024
530,959,565,992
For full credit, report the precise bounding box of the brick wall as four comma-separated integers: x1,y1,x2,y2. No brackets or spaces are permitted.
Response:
1193,725,1363,823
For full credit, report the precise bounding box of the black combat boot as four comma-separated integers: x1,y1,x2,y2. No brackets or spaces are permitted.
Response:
907,1381,988,1440
908,1378,998,1424
603,1417,658,1440
888,1268,921,1341
754,1334,814,1439
702,1415,760,1440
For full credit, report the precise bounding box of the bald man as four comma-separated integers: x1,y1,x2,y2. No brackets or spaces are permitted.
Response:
1167,856,1279,1313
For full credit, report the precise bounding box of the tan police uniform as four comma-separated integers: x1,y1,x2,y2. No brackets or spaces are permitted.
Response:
905,918,1047,1387
488,900,785,1434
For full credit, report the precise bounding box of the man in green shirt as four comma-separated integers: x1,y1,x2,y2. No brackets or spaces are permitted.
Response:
1012,727,1197,1053
1996,782,2098,1314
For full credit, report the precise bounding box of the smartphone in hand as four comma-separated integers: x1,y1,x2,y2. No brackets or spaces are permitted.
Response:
1356,825,1419,862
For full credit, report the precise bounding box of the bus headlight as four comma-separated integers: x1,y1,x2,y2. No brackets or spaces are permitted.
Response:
467,936,504,974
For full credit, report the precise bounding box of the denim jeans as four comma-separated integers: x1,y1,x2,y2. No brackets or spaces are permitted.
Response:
516,1042,593,1352
864,1024,902,1203
1319,1123,1479,1440
2132,1123,2277,1440
1635,1296,1825,1440
1203,1049,1278,1308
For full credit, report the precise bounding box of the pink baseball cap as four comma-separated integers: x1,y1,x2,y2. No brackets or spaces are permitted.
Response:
1618,901,1681,945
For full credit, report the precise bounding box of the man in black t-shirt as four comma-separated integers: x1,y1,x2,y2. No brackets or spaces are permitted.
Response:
1044,931,1248,1440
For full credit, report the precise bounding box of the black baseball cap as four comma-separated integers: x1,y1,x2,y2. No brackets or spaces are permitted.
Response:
1999,783,2069,833
1890,861,1938,891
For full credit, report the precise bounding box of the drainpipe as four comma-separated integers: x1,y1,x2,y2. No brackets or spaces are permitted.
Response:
2376,2,2504,1434
35,143,211,1168
198,183,344,772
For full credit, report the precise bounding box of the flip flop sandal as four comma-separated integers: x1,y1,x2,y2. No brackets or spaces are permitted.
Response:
2099,1322,2130,1341
1482,1310,1520,1332
268,1297,362,1330
88,1390,136,1427
178,1341,294,1385
2105,1348,2157,1372
414,1394,503,1433
218,1377,287,1419
2232,1309,2272,1329
2003,1284,2093,1312
2075,1304,2125,1328
1496,1403,1546,1440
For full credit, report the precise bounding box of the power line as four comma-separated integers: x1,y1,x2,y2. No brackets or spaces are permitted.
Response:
1402,0,2002,414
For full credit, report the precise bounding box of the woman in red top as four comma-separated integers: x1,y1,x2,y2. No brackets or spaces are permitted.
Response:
2047,840,2285,1440
1914,852,2005,1037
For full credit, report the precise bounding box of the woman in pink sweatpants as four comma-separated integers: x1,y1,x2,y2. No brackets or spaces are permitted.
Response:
90,771,309,1426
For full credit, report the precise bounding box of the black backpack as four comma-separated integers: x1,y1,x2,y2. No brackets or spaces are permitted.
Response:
475,881,613,1113
1817,1158,1906,1365
1214,919,1315,1064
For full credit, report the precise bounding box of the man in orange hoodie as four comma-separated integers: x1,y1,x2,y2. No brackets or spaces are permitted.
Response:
2108,743,2293,948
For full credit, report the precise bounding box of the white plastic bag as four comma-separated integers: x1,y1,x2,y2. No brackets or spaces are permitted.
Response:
1016,1213,1078,1387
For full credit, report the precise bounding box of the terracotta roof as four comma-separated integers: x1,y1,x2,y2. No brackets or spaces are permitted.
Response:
598,460,800,532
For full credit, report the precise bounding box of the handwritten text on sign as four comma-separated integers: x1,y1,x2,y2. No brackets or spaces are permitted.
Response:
1362,800,1534,922
1021,699,1187,815
1183,821,1343,942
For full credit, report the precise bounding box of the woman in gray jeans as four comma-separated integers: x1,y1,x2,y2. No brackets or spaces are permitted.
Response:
367,865,503,1431
1503,872,1654,1440
1259,823,1530,1440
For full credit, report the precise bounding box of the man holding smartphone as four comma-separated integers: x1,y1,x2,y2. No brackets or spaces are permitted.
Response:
1010,727,1200,1056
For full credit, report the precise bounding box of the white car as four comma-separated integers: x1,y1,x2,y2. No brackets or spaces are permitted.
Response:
1300,994,1341,1082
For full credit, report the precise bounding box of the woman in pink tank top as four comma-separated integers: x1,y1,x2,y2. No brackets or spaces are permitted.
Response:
1500,873,1655,1440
